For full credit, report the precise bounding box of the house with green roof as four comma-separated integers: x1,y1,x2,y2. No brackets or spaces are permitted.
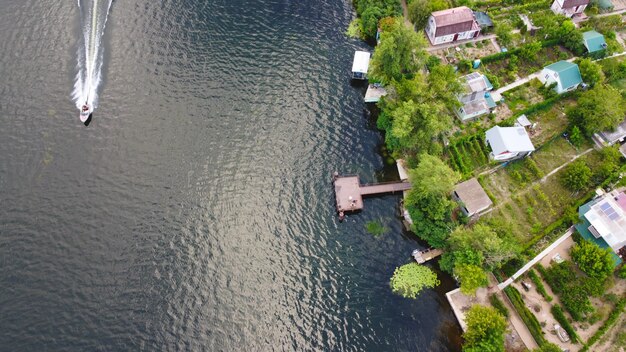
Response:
583,30,607,53
538,60,583,94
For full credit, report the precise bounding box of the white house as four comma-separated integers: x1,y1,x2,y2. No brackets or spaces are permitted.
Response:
425,7,481,45
485,126,535,161
351,51,370,80
550,0,589,17
538,61,583,94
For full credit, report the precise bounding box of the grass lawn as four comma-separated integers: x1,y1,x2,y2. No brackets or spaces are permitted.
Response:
502,80,544,112
479,148,605,241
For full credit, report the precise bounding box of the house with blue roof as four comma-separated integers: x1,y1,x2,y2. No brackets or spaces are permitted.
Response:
455,72,496,121
575,188,626,266
539,60,583,94
583,30,607,54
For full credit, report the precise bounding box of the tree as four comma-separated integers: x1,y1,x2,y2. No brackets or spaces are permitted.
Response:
463,305,507,352
578,58,605,87
560,20,584,55
567,84,626,136
405,154,460,218
519,41,542,62
569,125,584,148
495,23,513,48
408,0,449,29
447,224,520,270
390,262,440,299
369,18,427,83
560,159,592,191
454,264,489,296
361,6,384,39
571,241,614,279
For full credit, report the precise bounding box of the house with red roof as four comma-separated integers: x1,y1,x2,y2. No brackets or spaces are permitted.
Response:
425,7,480,45
550,0,589,17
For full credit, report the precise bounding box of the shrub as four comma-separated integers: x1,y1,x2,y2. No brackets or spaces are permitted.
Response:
528,269,552,302
571,241,615,279
560,159,592,191
550,305,579,343
579,298,626,352
489,294,510,318
619,265,626,279
504,286,546,346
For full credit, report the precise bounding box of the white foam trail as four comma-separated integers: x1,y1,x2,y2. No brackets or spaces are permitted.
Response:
72,0,113,113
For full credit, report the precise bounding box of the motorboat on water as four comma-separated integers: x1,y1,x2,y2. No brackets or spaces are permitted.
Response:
79,104,91,122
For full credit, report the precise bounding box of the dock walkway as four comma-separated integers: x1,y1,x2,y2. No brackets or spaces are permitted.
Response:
333,173,411,219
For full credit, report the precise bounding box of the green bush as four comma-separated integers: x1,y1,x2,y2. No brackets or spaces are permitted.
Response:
550,305,579,343
490,294,510,318
619,265,626,279
504,286,547,346
528,269,552,302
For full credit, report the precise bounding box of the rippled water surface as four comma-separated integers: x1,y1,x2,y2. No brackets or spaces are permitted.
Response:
0,0,462,350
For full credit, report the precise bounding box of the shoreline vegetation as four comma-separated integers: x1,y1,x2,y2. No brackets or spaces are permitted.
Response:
347,0,626,350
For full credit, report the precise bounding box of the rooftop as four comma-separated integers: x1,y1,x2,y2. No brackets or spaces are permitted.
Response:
453,178,492,215
598,118,626,145
431,6,479,37
562,0,590,8
581,190,626,252
352,51,370,74
583,30,607,53
485,126,535,155
463,72,493,93
544,61,583,90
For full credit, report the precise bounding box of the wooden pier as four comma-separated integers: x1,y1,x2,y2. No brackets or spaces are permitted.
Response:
412,248,444,264
333,173,411,219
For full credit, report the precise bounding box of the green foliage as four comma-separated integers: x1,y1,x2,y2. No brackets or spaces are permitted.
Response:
569,125,584,148
519,41,542,61
579,298,626,352
390,262,440,298
577,58,605,87
346,18,362,38
600,57,626,82
408,205,453,247
619,265,626,279
408,0,449,29
540,261,600,321
365,220,387,237
528,269,552,302
489,294,509,319
354,0,402,39
504,286,547,346
571,241,615,279
495,23,513,48
369,18,427,83
532,343,565,352
454,264,489,296
560,159,592,191
447,223,520,271
567,84,626,136
406,154,460,220
550,305,579,343
463,305,507,352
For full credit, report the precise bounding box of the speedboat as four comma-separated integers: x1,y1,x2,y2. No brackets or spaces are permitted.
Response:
79,104,91,123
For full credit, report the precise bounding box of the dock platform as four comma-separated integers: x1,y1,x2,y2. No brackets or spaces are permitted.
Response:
333,173,411,219
364,84,387,103
412,248,443,264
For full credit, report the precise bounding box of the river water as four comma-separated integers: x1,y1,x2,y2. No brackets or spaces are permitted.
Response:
0,0,461,350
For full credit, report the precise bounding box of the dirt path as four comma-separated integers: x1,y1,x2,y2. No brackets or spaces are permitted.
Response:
539,148,593,182
400,0,412,27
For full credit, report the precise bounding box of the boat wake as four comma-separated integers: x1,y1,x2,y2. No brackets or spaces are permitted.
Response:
72,0,113,121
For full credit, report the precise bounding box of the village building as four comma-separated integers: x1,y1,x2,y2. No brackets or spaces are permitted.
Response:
550,0,589,17
576,188,626,263
538,61,583,94
455,72,496,121
485,126,535,161
425,7,481,45
582,30,607,54
452,178,493,217
351,51,370,80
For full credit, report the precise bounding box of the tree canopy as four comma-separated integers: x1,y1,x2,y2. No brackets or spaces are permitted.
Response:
571,241,615,279
390,262,440,298
354,0,403,39
560,159,592,191
454,264,489,296
567,84,626,136
408,0,449,29
463,305,507,352
447,223,520,270
369,18,427,83
577,58,605,87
